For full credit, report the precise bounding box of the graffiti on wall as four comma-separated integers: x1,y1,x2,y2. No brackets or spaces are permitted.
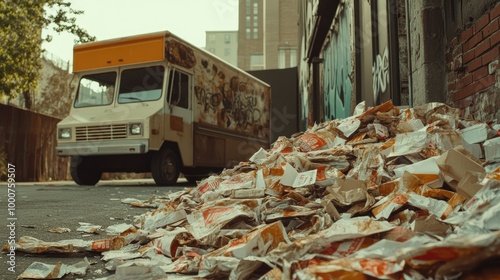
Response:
323,2,353,120
372,46,389,104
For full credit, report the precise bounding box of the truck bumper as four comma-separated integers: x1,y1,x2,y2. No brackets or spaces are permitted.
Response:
56,140,149,156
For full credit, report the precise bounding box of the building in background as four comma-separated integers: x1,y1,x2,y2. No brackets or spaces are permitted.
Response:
237,0,299,71
205,30,238,66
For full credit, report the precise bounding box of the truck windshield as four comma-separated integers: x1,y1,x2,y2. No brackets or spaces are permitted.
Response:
118,66,165,104
74,72,116,108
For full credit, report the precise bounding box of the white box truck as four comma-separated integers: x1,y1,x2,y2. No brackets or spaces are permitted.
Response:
56,31,271,185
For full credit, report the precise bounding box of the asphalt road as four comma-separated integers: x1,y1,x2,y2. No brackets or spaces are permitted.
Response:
0,179,194,280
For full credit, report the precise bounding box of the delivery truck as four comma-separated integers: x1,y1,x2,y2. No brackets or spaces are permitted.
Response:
56,31,271,186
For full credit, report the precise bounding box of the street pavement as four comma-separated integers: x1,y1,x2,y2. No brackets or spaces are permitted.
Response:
0,179,193,280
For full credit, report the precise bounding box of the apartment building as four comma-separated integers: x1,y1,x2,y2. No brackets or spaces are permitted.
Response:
237,0,299,71
205,30,238,66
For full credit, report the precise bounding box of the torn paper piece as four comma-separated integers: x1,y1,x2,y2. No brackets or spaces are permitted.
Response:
18,258,90,279
280,163,317,188
48,227,71,234
10,236,126,254
76,222,102,234
484,137,500,163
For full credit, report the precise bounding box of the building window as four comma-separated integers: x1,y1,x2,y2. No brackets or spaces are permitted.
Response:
290,49,297,67
246,15,251,27
253,1,258,14
224,48,231,56
208,34,216,42
253,15,258,27
253,28,258,39
278,49,286,69
246,28,251,39
250,54,264,70
246,0,251,15
224,34,231,44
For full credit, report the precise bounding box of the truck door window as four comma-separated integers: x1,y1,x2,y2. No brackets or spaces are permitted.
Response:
74,72,116,108
118,66,165,103
167,70,189,109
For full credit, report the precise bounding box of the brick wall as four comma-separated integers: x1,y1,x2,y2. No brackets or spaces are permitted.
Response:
447,3,500,122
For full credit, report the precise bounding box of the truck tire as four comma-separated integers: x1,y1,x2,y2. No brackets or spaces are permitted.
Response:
70,156,102,186
151,148,180,186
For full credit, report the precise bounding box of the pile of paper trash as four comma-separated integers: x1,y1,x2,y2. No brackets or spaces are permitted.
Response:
5,100,500,279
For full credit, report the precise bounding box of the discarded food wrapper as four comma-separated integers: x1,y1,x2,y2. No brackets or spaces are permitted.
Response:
207,221,290,259
18,258,90,279
436,145,485,190
5,236,127,254
48,227,71,234
8,100,500,279
483,137,500,163
280,162,317,188
76,222,102,234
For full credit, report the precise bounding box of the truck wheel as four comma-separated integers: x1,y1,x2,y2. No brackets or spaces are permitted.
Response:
70,156,102,186
151,148,180,186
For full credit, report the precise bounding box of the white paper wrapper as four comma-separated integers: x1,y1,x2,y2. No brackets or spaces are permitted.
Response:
18,258,90,279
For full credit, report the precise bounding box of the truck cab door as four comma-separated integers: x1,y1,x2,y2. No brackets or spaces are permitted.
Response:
166,68,193,166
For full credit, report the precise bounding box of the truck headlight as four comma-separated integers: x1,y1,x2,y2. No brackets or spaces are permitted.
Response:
58,128,71,139
129,123,142,135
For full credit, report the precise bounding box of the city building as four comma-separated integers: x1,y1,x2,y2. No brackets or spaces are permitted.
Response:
205,30,238,66
237,0,299,71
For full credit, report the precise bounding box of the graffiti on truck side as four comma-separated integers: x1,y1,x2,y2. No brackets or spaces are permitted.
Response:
194,59,269,138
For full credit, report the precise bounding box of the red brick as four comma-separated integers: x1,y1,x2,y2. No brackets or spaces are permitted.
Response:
452,44,462,57
453,75,495,102
460,27,474,42
453,81,478,101
473,66,489,80
475,38,491,57
448,81,458,91
492,29,500,46
457,74,473,89
474,14,490,33
463,49,475,63
449,37,459,49
481,45,500,65
482,18,499,38
477,74,496,90
463,32,483,52
491,3,500,20
468,56,483,72
448,71,458,83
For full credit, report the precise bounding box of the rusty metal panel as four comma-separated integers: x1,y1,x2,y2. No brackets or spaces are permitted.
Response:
0,104,69,181
193,132,226,167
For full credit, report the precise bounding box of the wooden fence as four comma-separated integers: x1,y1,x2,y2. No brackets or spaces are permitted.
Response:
0,104,69,182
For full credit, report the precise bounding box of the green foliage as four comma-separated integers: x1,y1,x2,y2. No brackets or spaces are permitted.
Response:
0,0,94,106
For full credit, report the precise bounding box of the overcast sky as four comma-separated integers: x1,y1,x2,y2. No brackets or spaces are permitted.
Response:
42,0,239,63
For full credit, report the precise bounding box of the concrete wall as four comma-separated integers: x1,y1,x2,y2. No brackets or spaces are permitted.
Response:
407,0,447,105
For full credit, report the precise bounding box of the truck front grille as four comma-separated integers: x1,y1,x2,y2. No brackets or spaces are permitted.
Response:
75,124,128,141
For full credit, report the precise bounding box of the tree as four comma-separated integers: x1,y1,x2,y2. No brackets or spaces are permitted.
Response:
0,0,94,109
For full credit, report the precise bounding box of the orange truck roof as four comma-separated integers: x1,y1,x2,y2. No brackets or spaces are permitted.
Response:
73,31,166,72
